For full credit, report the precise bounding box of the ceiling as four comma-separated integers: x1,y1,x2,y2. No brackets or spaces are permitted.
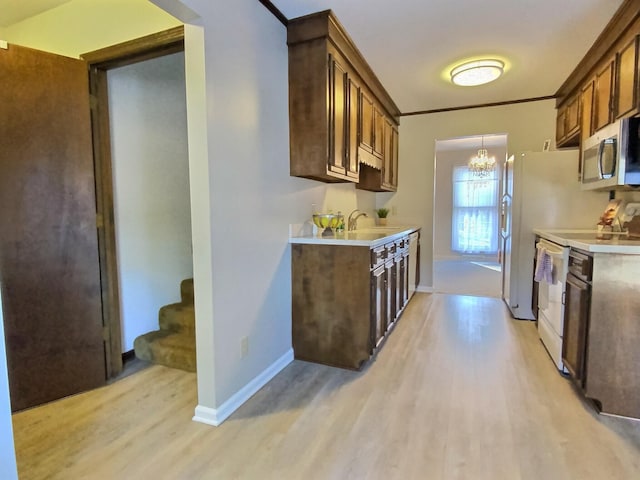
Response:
0,0,73,28
436,134,507,152
2,0,626,114
271,0,625,114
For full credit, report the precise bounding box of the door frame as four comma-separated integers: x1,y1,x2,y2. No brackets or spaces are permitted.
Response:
82,26,185,378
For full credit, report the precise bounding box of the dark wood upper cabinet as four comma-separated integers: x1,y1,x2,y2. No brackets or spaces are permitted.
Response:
594,59,614,132
328,54,348,178
287,10,400,186
581,80,595,143
555,2,640,148
565,96,580,138
360,90,374,153
358,120,398,192
557,94,580,148
556,107,567,145
347,77,360,179
615,35,639,119
382,119,398,191
373,107,384,158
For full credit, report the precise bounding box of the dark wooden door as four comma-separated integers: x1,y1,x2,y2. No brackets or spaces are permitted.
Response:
0,44,106,411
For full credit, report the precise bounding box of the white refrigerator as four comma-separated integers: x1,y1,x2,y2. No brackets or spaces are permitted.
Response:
501,151,609,320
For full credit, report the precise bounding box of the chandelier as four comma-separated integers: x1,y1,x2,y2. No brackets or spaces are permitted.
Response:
468,136,496,178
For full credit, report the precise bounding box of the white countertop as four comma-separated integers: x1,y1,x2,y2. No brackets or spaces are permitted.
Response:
290,225,420,247
533,229,640,254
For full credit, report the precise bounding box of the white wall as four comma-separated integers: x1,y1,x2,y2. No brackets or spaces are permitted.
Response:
171,0,376,418
0,290,18,480
382,99,558,288
108,52,193,352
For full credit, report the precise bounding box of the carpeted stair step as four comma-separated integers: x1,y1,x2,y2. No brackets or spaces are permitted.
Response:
134,330,196,373
159,302,195,335
181,278,194,305
133,278,196,372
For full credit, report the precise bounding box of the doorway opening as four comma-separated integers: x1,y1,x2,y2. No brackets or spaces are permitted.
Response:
83,27,193,378
433,134,507,298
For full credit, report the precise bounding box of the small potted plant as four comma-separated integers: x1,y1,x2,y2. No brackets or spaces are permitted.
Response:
376,207,390,226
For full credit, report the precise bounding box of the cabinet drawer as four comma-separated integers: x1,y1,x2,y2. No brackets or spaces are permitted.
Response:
395,236,409,252
371,245,386,269
386,243,397,257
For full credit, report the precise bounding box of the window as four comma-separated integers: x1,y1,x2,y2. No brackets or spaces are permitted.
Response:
451,166,499,254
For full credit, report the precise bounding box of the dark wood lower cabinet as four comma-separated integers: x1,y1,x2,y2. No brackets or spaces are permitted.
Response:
560,250,640,420
385,258,395,333
291,235,413,370
371,264,386,350
562,273,591,386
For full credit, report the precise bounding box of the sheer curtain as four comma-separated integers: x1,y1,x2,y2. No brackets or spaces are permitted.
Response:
451,166,499,254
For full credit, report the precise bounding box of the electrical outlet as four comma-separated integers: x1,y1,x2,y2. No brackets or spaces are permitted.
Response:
240,336,249,358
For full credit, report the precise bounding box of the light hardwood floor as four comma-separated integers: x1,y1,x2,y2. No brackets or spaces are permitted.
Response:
433,260,502,298
12,293,640,479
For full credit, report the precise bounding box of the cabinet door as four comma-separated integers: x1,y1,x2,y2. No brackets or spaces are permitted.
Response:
360,90,374,152
394,254,403,316
594,59,614,131
562,273,591,387
347,77,360,179
328,55,348,176
385,260,395,331
557,96,580,148
556,107,567,143
382,119,393,187
373,106,384,158
565,96,580,138
615,36,639,119
382,124,399,191
402,250,409,307
581,80,595,142
371,265,386,350
391,126,399,189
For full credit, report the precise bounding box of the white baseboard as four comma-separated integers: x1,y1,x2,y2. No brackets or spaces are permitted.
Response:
192,348,294,427
416,285,433,293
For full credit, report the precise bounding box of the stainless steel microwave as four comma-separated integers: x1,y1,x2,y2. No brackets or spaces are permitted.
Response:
581,117,640,190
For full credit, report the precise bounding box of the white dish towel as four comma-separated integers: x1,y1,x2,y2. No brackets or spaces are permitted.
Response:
534,246,555,284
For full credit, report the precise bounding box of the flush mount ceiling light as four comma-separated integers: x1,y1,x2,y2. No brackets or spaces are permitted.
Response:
451,59,504,86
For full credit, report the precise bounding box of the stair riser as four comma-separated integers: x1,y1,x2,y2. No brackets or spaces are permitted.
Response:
181,279,194,305
134,331,196,373
133,278,196,373
159,304,195,334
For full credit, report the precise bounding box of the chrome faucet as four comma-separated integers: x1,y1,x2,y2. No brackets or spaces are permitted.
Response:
348,209,368,231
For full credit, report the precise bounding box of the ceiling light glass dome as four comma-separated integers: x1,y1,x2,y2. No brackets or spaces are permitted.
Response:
450,59,504,86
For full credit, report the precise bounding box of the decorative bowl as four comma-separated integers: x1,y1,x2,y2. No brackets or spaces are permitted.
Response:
312,213,343,236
